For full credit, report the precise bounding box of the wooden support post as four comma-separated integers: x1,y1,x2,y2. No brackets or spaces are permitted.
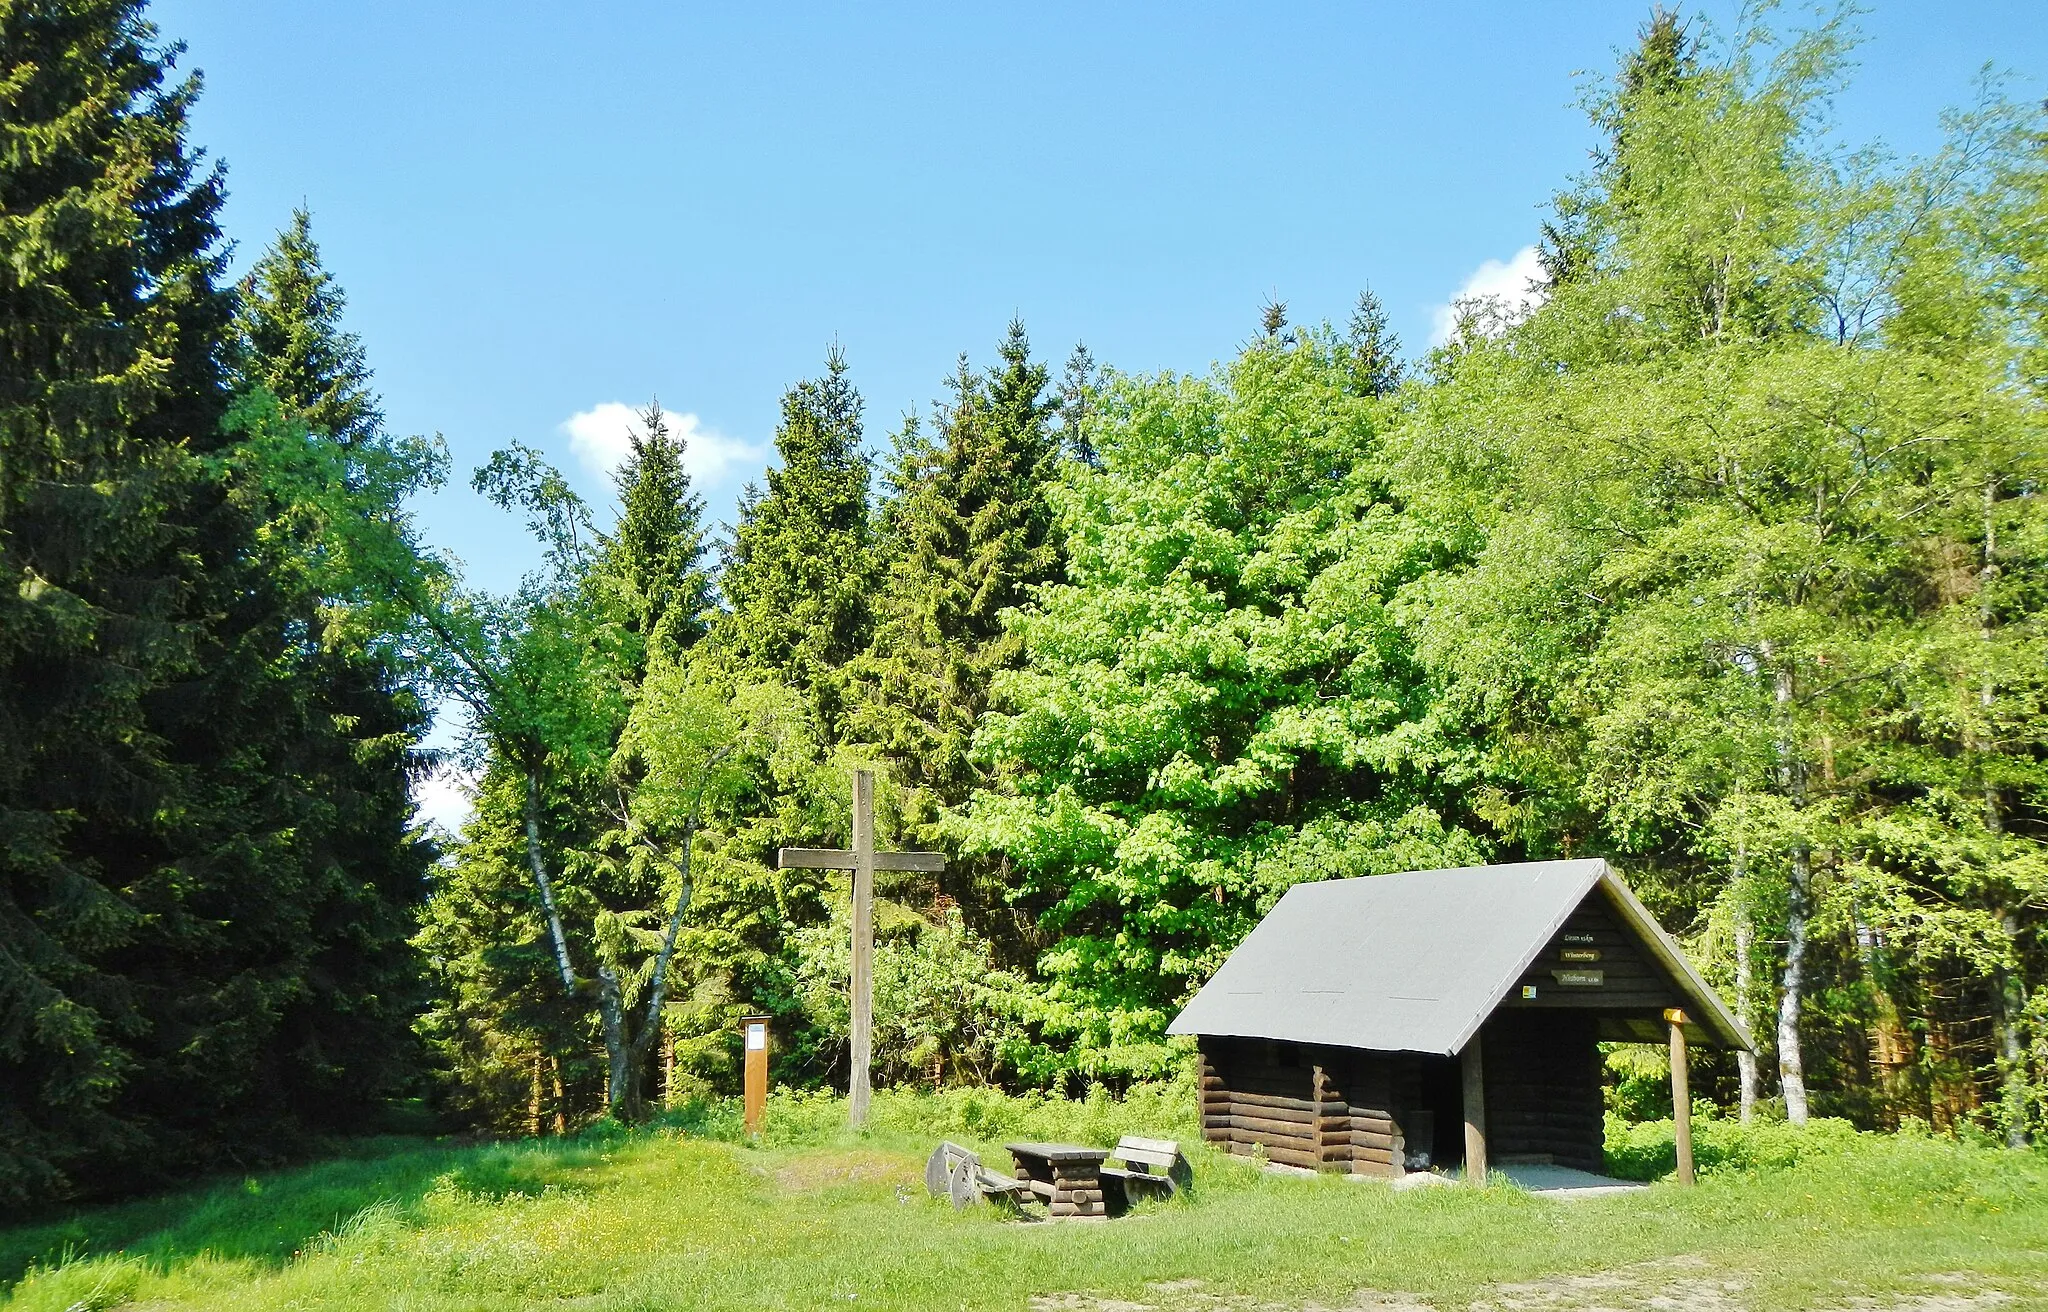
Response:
742,1015,770,1137
1666,1008,1694,1186
849,769,875,1129
1461,1032,1488,1185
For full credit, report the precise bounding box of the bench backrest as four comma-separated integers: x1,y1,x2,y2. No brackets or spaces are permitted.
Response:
1112,1135,1183,1172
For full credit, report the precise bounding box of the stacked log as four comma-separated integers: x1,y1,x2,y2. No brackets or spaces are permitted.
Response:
1200,1057,1326,1169
1199,1055,1228,1149
1347,1108,1401,1175
1047,1170,1107,1218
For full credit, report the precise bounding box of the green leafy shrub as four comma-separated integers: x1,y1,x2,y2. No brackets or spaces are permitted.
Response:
1604,1112,1864,1181
790,907,1053,1087
1602,1044,1674,1121
658,1070,1198,1150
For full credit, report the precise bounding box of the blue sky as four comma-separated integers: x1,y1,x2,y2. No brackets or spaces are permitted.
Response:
152,1,2045,823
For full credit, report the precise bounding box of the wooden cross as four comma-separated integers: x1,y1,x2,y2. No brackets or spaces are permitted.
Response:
777,768,944,1127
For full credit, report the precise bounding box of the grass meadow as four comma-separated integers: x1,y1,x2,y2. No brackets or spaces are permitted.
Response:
2,1086,2044,1312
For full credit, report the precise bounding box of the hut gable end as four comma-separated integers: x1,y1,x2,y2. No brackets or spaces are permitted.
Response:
1501,892,1684,1014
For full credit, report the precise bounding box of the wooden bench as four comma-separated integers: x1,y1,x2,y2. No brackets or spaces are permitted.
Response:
1099,1135,1192,1205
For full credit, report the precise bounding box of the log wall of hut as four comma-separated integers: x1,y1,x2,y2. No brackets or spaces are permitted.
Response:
1198,1036,1408,1175
1199,1010,1606,1176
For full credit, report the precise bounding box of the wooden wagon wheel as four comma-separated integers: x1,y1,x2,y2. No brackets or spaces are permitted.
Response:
948,1157,983,1209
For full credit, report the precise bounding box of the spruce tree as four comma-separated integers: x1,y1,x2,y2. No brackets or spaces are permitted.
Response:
844,322,1061,895
1539,9,1701,290
0,2,429,1210
1342,288,1405,398
605,402,713,671
228,209,437,1151
1055,343,1100,468
231,207,382,447
0,0,234,1207
715,348,873,727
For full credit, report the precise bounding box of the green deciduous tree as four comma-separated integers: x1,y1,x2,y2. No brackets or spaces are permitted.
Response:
1393,10,2048,1135
964,329,1491,1078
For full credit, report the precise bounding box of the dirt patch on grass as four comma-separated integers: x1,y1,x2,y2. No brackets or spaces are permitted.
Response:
1031,1262,2020,1312
767,1150,909,1195
1825,1296,2011,1312
1474,1258,2017,1312
1476,1255,1746,1312
1030,1280,1432,1311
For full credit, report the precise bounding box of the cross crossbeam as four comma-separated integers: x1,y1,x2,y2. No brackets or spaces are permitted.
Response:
775,770,945,1128
775,847,946,873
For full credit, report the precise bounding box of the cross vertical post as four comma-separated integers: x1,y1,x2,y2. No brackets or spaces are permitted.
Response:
775,775,945,1133
850,769,876,1128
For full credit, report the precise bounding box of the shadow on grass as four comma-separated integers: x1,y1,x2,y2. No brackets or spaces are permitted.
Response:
0,1098,757,1295
0,1133,616,1292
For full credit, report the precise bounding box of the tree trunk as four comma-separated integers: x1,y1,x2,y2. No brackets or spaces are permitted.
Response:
530,1049,545,1138
523,768,640,1124
523,770,580,995
1852,906,1913,1124
1778,844,1812,1126
1732,869,1758,1125
598,966,635,1121
1774,667,1811,1126
1995,908,2029,1149
615,748,733,1122
1980,479,2029,1147
662,1024,676,1109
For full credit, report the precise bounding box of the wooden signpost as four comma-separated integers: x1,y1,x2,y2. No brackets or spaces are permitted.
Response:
741,1014,770,1137
778,769,945,1128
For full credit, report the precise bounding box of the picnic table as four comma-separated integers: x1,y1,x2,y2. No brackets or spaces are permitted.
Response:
1006,1142,1113,1219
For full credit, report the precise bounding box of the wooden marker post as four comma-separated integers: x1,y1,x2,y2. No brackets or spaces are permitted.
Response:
1461,1031,1488,1186
777,769,945,1130
742,1014,770,1137
1665,1008,1694,1186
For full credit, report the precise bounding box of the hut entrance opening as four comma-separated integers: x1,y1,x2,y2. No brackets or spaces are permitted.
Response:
1417,1054,1465,1169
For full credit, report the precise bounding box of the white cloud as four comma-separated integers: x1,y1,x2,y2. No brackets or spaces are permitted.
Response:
412,763,478,837
1430,245,1548,346
560,402,764,487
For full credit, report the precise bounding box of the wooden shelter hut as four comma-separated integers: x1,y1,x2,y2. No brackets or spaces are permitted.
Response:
1168,859,1751,1179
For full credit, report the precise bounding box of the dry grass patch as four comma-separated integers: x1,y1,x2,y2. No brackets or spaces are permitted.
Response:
768,1148,912,1194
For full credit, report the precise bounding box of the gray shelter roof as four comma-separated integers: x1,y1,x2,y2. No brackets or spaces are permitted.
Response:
1167,859,1751,1055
